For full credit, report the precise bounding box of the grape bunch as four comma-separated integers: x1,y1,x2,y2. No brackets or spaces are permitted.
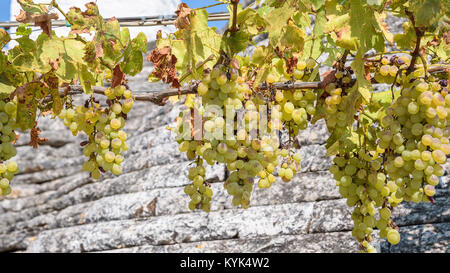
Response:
329,76,449,252
329,146,401,253
290,58,320,82
378,79,448,204
174,62,311,210
59,86,134,179
372,55,411,84
184,158,213,212
0,99,19,197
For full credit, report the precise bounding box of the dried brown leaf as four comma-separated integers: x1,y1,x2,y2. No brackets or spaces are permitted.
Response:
175,3,192,30
111,65,125,88
147,46,180,89
16,11,58,36
30,123,48,149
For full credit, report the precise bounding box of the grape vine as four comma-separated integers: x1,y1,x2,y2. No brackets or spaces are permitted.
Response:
0,0,449,252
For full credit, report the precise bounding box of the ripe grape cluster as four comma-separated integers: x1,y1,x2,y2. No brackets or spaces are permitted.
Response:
327,72,449,252
175,61,316,210
379,79,448,204
372,55,411,84
184,158,213,212
59,86,134,179
0,99,19,197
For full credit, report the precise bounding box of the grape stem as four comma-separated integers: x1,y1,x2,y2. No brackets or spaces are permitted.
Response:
179,55,214,83
404,9,424,75
229,0,239,34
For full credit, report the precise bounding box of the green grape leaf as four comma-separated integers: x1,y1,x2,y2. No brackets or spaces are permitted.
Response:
266,0,295,47
0,29,10,48
351,50,372,102
132,32,148,53
311,0,325,10
105,18,121,42
324,14,349,34
292,11,311,29
253,64,270,89
38,36,64,69
393,32,416,50
16,36,36,52
64,39,86,64
55,54,76,83
77,64,95,94
280,20,305,51
13,82,43,130
183,9,221,78
251,46,270,66
42,74,63,115
410,0,446,28
304,9,326,59
349,0,380,51
340,84,360,125
226,30,250,54
16,24,33,36
0,74,15,94
237,8,267,36
435,39,450,62
120,28,131,47
120,50,143,76
17,0,48,14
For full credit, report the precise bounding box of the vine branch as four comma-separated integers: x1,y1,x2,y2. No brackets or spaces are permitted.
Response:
54,64,449,106
405,9,424,75
229,0,239,34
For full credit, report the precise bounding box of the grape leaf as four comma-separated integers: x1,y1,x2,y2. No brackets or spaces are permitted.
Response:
280,20,305,51
349,0,380,51
64,39,86,64
38,36,64,70
55,54,76,83
12,82,43,130
410,0,447,28
0,74,15,94
266,0,295,47
0,29,10,48
351,49,372,102
237,8,267,36
17,0,48,14
77,64,95,94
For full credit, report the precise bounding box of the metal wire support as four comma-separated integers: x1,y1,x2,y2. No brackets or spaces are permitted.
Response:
0,12,230,30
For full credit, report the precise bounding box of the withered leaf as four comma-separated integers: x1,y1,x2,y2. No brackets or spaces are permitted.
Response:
147,46,180,89
175,3,192,30
30,123,47,149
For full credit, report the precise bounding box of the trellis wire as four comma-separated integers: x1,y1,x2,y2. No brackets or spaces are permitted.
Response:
0,12,230,30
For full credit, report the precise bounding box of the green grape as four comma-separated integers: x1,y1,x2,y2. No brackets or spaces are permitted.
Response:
387,229,400,245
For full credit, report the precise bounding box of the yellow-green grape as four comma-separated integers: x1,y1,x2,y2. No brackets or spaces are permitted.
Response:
6,161,18,173
266,74,277,84
110,118,121,130
306,58,316,69
197,82,209,96
387,229,400,245
111,103,122,114
104,151,115,163
114,85,125,97
123,89,133,99
111,164,122,175
297,60,306,70
379,65,390,76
